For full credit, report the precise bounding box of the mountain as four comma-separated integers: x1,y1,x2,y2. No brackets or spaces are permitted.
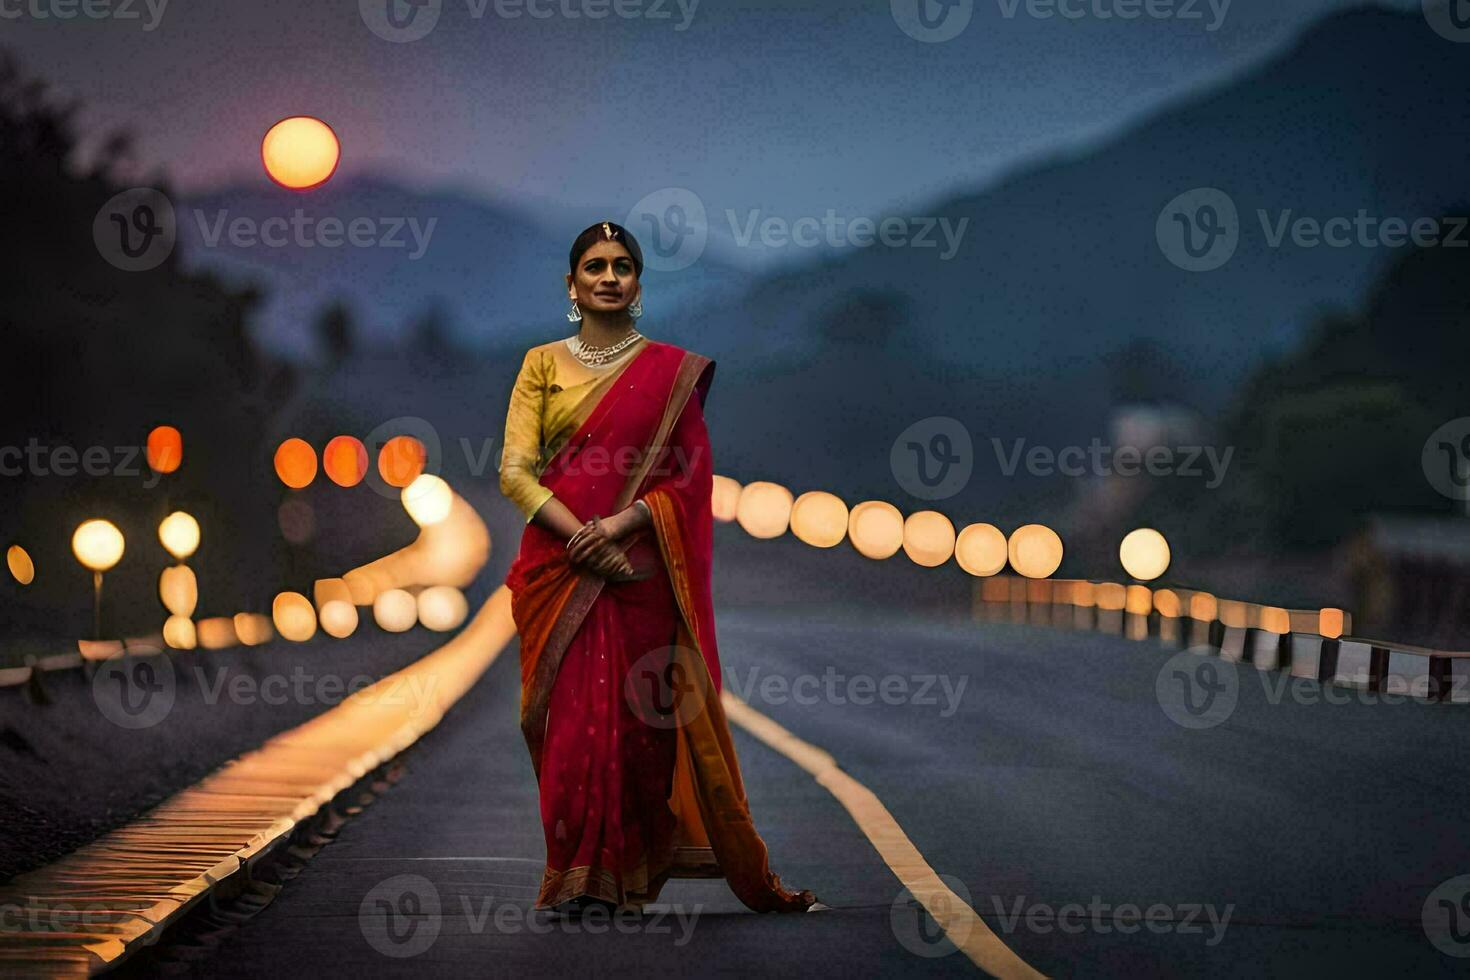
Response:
667,5,1470,504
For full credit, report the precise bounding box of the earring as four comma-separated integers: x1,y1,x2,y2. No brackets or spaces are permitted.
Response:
629,297,643,320
566,300,582,323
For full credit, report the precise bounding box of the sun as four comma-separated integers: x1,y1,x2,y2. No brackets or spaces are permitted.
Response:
261,116,340,191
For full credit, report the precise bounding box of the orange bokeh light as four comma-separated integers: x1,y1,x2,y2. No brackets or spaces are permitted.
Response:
377,436,426,488
274,437,318,489
146,425,182,474
323,435,369,487
261,116,340,191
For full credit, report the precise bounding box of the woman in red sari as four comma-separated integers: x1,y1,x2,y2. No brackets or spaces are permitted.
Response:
500,222,815,915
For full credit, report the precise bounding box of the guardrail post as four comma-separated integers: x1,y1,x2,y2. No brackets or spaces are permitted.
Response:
1275,632,1293,672
1240,627,1260,664
1367,645,1390,694
1317,638,1340,684
1428,657,1453,703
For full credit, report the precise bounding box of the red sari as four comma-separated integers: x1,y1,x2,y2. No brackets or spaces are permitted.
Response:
505,340,813,913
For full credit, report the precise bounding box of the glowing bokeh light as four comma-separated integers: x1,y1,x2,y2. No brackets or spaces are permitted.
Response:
159,564,198,617
378,436,427,488
402,474,453,527
954,523,1007,577
711,475,742,522
274,438,318,489
7,545,34,585
1319,607,1345,639
1189,592,1218,622
319,599,359,639
373,588,418,632
1154,589,1181,618
313,577,353,610
417,585,468,632
902,510,956,567
163,615,197,650
272,591,318,642
847,500,904,560
261,116,340,191
234,612,275,646
146,425,183,474
790,491,848,548
1260,606,1290,635
158,511,200,561
197,617,238,650
72,519,125,572
1007,524,1063,579
323,435,369,487
1095,582,1127,611
735,481,793,539
1119,528,1170,582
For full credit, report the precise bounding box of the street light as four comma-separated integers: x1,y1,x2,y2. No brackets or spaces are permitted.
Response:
158,511,200,561
402,474,452,527
72,519,124,639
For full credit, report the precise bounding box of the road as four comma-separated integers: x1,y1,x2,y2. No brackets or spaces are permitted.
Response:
175,604,1470,977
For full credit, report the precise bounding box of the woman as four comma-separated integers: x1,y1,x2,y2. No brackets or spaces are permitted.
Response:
500,221,815,916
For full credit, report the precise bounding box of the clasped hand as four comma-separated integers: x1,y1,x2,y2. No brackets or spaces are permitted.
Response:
566,514,640,581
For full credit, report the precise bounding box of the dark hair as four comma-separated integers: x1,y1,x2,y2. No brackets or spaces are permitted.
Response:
569,221,644,279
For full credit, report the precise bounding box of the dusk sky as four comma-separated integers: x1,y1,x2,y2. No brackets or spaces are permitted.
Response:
7,0,1419,223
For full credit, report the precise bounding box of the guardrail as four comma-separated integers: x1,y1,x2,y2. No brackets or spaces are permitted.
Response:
973,576,1464,703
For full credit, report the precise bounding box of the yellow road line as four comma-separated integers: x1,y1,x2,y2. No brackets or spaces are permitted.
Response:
723,692,1047,980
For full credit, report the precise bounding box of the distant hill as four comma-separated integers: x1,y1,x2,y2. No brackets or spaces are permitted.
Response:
666,5,1470,506
178,177,752,359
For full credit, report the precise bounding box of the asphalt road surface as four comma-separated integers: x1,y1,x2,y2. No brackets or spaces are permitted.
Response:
184,605,1470,977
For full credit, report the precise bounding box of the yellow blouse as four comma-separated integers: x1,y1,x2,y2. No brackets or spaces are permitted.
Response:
499,336,650,522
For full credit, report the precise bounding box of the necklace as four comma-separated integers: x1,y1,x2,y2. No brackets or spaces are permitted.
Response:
566,329,643,368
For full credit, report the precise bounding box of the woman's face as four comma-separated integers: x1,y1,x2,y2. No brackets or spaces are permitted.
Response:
566,240,640,316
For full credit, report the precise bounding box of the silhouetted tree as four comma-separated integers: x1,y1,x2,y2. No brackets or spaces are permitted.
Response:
0,52,292,640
